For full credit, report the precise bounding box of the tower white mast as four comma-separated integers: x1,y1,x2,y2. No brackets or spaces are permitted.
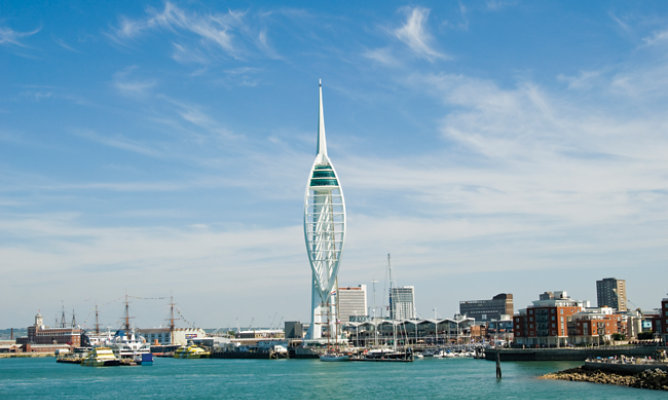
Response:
304,80,346,340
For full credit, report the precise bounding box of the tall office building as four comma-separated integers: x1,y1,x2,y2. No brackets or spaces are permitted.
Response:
338,285,368,322
304,80,346,340
596,278,627,312
459,293,514,322
389,286,416,320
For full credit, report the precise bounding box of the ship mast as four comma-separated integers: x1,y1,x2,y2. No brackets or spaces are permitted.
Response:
71,308,77,328
170,296,176,345
388,253,394,319
388,253,397,350
95,304,100,334
60,302,66,328
124,293,131,331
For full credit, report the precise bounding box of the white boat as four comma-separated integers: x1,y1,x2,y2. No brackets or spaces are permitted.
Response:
353,347,414,362
320,351,350,362
107,330,152,364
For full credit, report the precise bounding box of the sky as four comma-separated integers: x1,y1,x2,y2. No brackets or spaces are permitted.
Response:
2,0,668,330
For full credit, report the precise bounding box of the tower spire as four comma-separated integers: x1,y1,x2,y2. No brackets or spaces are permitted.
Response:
316,79,327,157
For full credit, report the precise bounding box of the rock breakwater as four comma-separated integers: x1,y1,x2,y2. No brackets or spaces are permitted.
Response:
541,366,668,391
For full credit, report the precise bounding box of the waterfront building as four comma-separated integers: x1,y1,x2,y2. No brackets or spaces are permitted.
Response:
567,307,621,345
662,298,668,343
642,310,661,334
303,80,346,340
17,312,82,348
138,327,207,345
487,317,514,343
596,277,627,312
338,285,368,322
284,321,304,339
389,286,416,321
625,310,643,339
513,291,586,347
343,316,475,347
236,329,284,339
459,293,514,322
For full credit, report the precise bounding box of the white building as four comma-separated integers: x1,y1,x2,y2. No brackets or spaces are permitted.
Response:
338,285,368,322
139,328,207,345
390,286,416,320
304,81,346,340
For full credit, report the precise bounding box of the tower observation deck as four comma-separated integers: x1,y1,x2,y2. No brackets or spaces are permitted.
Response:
304,80,346,340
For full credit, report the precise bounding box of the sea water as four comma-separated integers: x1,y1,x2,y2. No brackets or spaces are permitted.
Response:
0,357,665,399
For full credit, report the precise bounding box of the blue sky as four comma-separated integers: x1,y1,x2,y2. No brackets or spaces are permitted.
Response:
2,0,668,329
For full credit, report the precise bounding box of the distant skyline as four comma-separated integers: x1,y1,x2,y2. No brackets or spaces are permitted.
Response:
2,1,668,329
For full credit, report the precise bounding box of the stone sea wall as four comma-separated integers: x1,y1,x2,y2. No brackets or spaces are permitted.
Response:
541,365,668,391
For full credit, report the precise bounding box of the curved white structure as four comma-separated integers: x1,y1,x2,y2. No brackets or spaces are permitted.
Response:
304,80,346,340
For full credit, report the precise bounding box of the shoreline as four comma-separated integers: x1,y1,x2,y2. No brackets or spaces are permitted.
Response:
541,366,668,391
0,353,54,359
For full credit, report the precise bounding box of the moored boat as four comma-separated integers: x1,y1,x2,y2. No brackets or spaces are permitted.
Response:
81,347,121,367
319,351,350,362
351,347,414,362
108,330,152,365
174,344,210,359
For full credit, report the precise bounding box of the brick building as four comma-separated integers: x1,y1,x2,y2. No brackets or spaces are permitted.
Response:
513,291,585,348
568,307,621,345
661,298,668,343
17,312,82,348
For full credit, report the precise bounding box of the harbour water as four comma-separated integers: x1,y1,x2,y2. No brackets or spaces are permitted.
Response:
1,357,666,399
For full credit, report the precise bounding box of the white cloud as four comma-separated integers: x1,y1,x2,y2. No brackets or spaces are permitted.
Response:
109,2,269,62
363,47,401,67
73,129,164,158
394,7,447,61
557,70,603,90
642,28,668,47
112,66,157,97
485,0,518,11
0,25,40,47
0,213,309,326
609,11,631,34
